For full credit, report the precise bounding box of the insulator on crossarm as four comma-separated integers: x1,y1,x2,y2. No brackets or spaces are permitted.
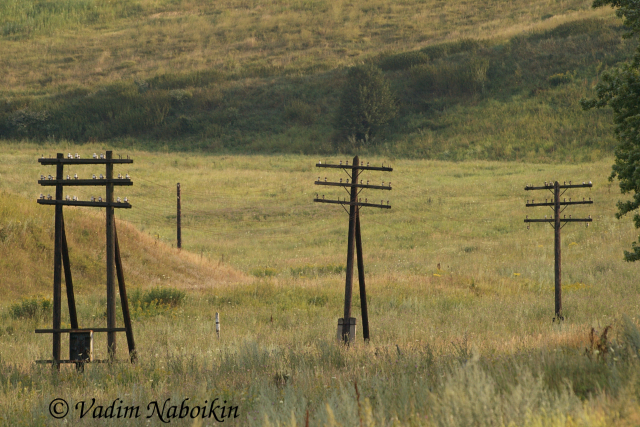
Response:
75,153,79,159
126,173,130,179
40,174,44,180
382,181,384,186
387,200,389,205
589,181,592,185
74,174,78,179
65,195,70,201
68,153,72,159
47,194,52,200
389,182,391,187
322,195,325,199
100,174,104,179
117,197,121,203
588,215,591,219
73,196,77,201
325,177,327,182
318,160,321,164
39,193,44,199
66,175,70,180
340,178,342,183
367,162,369,167
346,179,349,184
365,198,367,203
360,180,362,184
124,197,128,203
318,177,320,182
544,181,547,186
92,174,96,179
93,153,97,159
48,175,53,180
340,160,342,165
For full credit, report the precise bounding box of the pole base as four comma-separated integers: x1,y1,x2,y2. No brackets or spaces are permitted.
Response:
337,318,356,342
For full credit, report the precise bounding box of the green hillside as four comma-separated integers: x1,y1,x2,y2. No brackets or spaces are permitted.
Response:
0,0,632,159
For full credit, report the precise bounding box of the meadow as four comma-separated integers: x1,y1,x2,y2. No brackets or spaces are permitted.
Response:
1,144,640,425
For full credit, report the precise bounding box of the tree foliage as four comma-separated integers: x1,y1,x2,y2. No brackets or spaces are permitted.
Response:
582,0,640,261
335,63,397,148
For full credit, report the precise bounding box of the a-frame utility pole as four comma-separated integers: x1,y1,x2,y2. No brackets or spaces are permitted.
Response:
37,151,136,368
524,180,593,321
314,155,393,343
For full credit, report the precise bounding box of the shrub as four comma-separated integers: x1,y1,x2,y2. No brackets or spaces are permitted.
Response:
420,38,481,61
128,287,186,310
9,297,51,319
379,51,429,71
335,63,397,146
547,71,574,86
411,58,489,97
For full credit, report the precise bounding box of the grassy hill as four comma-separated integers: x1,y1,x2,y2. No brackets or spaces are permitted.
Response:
0,0,634,159
0,189,246,300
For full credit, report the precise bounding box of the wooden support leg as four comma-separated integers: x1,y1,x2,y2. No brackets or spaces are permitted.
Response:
61,218,78,329
114,225,137,363
355,209,370,342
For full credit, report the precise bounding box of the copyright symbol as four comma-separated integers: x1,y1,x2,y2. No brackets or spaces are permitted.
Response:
49,398,69,419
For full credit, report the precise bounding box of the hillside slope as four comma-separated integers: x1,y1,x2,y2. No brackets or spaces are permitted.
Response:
0,190,247,300
0,0,633,160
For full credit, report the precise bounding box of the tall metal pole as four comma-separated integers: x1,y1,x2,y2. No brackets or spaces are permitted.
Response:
177,183,181,249
355,208,370,342
342,155,359,341
554,181,562,320
106,151,117,359
52,153,64,368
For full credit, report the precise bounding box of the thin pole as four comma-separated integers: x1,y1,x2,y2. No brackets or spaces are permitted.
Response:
355,208,370,342
215,312,220,338
114,224,136,362
52,153,64,368
554,181,562,320
342,155,359,342
106,151,116,359
177,183,181,249
61,219,78,329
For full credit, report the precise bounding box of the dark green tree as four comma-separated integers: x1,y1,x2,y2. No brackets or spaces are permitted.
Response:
335,63,397,148
582,0,640,261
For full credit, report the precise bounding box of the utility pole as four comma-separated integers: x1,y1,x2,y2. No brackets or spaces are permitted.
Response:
315,156,393,343
37,151,137,368
525,180,593,321
177,183,181,249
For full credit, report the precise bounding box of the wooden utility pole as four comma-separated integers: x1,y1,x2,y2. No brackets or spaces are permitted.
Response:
525,180,593,321
106,151,116,359
37,151,136,368
177,183,182,249
315,156,393,342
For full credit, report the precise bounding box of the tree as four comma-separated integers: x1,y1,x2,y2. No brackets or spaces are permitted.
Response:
335,63,397,148
582,0,640,261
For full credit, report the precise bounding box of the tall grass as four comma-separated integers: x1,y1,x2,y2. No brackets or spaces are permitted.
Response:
1,147,640,423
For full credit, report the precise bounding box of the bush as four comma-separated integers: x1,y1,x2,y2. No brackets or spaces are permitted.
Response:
411,58,489,96
335,63,397,146
129,287,186,310
251,267,278,278
379,51,430,71
9,297,51,319
547,71,574,86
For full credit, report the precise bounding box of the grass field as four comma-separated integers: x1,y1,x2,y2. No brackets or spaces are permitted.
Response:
1,144,640,425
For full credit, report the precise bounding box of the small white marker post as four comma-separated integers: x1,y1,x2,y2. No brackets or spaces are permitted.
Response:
215,312,220,338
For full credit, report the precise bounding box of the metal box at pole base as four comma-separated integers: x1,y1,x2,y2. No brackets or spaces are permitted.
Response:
70,330,94,362
337,318,356,342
